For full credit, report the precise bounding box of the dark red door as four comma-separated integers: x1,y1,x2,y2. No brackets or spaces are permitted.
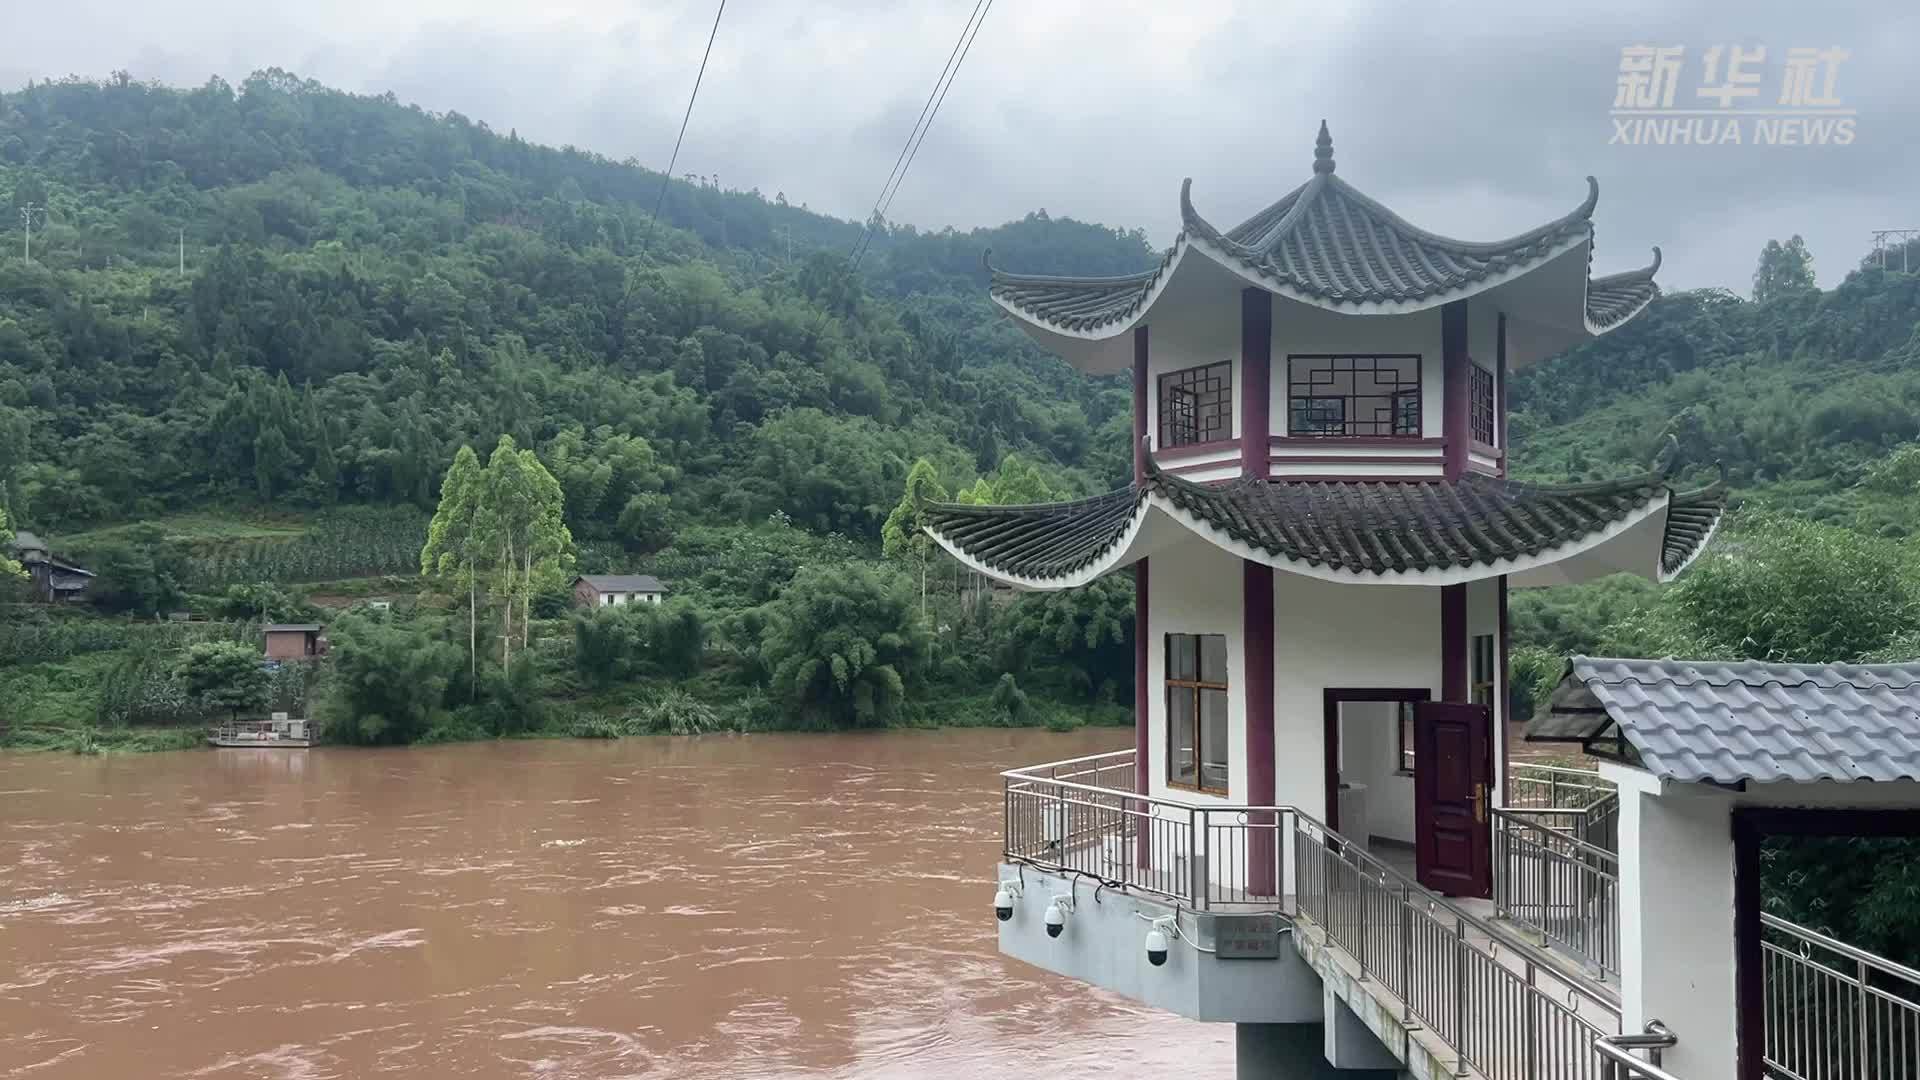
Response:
1413,701,1493,898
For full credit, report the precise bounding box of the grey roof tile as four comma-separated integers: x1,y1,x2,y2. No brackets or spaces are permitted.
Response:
577,574,667,593
1534,657,1920,785
987,124,1661,335
923,454,1724,582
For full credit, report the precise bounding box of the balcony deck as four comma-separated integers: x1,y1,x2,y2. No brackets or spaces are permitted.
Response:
1000,749,1651,1080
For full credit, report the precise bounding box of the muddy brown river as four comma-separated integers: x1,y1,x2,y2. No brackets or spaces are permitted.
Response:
0,729,1231,1078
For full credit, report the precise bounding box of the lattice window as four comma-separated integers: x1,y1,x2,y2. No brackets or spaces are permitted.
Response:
1157,362,1232,448
1470,364,1496,446
1286,355,1422,437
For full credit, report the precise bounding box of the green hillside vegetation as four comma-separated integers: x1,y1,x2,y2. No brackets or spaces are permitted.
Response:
0,72,1151,748
1,71,1917,756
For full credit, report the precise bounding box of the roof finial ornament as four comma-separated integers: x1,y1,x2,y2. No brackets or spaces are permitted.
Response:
1313,120,1335,175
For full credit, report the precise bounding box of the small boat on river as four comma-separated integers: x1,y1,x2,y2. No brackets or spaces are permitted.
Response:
209,715,315,748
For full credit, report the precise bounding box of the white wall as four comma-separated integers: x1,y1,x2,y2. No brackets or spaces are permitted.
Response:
1337,699,1414,845
1143,540,1512,835
1146,538,1247,804
1266,301,1444,439
1144,282,1242,453
1465,576,1504,798
1273,574,1442,824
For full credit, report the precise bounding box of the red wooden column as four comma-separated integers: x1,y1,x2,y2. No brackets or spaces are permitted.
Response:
1440,583,1467,702
1245,560,1277,895
1133,326,1150,483
1240,288,1272,477
1133,326,1152,867
1441,299,1470,481
1496,575,1510,804
1241,289,1277,893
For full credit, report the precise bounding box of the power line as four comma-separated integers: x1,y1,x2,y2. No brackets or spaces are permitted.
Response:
850,0,994,267
850,0,983,263
649,0,729,233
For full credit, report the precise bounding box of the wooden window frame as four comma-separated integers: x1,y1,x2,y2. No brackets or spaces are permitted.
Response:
1157,361,1233,449
1165,633,1230,796
1396,700,1418,775
1470,633,1495,707
1469,364,1496,447
1286,354,1423,438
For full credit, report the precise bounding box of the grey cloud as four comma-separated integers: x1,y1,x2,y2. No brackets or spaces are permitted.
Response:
7,0,1918,292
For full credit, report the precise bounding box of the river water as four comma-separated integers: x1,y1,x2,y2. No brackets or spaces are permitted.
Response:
0,729,1232,1078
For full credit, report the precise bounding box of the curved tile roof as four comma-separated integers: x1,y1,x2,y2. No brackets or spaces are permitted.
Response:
922,454,1725,584
1533,657,1920,784
1585,249,1664,331
985,253,1173,335
987,122,1661,338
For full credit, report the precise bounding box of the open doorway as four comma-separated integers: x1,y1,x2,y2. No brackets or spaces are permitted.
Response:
1322,689,1429,854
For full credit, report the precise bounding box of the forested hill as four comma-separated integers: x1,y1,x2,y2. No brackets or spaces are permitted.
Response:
4,70,1920,550
1509,268,1920,536
0,71,1155,537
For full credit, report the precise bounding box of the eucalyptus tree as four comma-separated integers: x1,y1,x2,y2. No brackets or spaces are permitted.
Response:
474,436,573,665
880,457,948,620
421,444,484,688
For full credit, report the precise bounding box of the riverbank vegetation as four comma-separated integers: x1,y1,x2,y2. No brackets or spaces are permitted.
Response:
2,73,1919,758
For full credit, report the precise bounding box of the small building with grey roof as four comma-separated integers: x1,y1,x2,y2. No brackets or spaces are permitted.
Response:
573,574,668,610
1530,656,1920,1078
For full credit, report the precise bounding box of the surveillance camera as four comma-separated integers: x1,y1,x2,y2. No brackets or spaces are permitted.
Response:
1044,899,1067,938
1144,925,1170,966
993,886,1015,922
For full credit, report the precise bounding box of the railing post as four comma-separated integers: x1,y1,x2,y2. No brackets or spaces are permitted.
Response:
1356,868,1371,983
1190,808,1207,911
1855,955,1869,1077
1399,884,1414,1023
1454,916,1468,1076
1524,958,1539,1080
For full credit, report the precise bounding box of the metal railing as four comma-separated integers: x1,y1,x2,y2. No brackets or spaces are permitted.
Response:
1494,807,1622,980
1002,749,1632,1080
1293,815,1621,1080
1509,762,1620,854
1762,913,1920,1080
1596,1023,1682,1080
1510,762,1615,809
1002,749,1284,907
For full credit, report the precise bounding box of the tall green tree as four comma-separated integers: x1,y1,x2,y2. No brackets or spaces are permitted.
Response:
318,614,460,745
421,444,485,688
1753,235,1816,303
175,641,270,722
0,506,22,582
474,436,573,665
880,457,949,619
758,563,931,728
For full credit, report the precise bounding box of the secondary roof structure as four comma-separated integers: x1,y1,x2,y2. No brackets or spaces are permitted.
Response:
986,122,1662,374
1530,657,1920,784
576,574,667,594
923,446,1724,591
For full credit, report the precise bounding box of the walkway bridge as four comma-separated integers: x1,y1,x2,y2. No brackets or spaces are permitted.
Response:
997,751,1920,1080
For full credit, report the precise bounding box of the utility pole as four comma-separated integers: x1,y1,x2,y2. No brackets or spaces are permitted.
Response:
1871,228,1919,274
19,205,45,261
178,228,185,276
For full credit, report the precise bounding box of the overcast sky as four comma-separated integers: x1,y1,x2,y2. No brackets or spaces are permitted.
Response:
7,0,1918,291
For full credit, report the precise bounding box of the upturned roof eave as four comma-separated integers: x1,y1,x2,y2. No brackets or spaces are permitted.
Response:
989,227,1606,357
922,458,1723,592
